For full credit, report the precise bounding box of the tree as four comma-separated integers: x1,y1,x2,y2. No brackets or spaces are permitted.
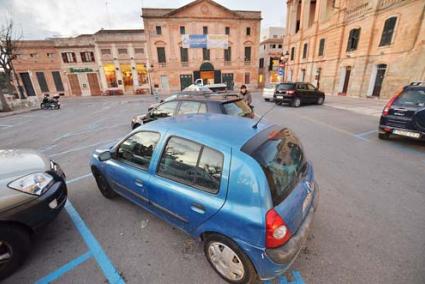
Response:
0,19,23,112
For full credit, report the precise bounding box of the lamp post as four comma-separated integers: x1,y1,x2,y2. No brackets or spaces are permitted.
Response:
147,64,154,96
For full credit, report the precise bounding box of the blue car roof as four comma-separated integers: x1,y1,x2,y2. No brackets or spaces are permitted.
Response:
144,113,273,148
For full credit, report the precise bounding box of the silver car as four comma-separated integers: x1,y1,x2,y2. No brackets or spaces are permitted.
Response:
0,149,67,280
262,83,277,102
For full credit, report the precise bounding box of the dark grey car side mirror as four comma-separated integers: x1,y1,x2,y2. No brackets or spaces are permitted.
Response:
98,151,112,161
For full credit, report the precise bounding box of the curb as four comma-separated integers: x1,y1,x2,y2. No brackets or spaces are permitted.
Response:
0,108,40,118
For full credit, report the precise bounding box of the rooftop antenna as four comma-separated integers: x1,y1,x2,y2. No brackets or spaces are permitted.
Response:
252,104,277,129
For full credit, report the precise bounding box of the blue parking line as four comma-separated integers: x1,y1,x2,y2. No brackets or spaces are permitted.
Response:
263,270,305,284
35,251,92,284
64,201,125,284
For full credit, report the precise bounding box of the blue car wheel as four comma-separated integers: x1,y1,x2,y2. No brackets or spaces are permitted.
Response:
204,234,257,284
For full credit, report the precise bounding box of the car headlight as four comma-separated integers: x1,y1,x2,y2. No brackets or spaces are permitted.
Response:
8,172,54,196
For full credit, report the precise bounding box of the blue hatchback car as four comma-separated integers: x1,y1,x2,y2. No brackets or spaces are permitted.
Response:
90,114,319,283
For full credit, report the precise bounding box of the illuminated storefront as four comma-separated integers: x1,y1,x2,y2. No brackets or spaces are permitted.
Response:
103,64,117,88
136,64,147,85
120,64,133,91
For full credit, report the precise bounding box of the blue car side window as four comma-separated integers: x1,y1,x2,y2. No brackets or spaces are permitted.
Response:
117,131,160,170
157,136,223,194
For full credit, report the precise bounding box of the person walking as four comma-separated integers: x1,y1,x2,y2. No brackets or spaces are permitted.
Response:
240,85,253,109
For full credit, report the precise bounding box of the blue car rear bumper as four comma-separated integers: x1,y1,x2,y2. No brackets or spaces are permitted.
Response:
237,182,319,280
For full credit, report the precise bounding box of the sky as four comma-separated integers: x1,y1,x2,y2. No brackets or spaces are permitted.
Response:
0,0,286,40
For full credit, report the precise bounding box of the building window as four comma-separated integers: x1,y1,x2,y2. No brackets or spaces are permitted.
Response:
318,38,325,56
259,58,264,68
81,51,95,62
246,27,251,36
202,48,210,61
290,47,295,61
180,26,185,35
224,46,232,62
61,52,76,63
134,48,144,54
118,48,128,55
302,43,308,59
101,49,111,55
157,47,166,63
244,72,250,84
180,47,189,63
278,44,282,49
244,46,251,62
156,26,162,35
29,53,38,58
47,53,55,58
203,26,208,35
36,72,49,93
52,71,64,92
379,17,397,47
225,26,230,35
271,44,276,49
347,28,361,52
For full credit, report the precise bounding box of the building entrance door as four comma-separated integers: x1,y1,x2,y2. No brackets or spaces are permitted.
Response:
87,73,101,96
372,64,387,97
200,71,214,85
180,74,193,90
67,74,82,96
342,66,351,94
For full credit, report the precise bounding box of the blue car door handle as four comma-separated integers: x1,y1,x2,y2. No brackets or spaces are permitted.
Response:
135,179,144,187
191,203,206,214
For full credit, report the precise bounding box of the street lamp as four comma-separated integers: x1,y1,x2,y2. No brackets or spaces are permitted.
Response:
147,64,154,96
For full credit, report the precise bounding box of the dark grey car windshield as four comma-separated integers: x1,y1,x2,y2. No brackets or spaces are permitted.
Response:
251,129,307,206
394,89,425,107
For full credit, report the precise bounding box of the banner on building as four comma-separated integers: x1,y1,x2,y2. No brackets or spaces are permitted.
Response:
182,34,228,49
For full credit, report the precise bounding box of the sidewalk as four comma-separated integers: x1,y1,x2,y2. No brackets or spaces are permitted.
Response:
0,106,39,118
324,95,387,117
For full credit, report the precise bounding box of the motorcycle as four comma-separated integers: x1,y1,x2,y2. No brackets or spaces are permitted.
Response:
40,94,61,110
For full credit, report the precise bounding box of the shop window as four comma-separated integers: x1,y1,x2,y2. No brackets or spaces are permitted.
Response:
318,38,325,56
103,64,117,88
379,17,397,47
61,52,76,63
180,26,185,35
137,64,147,85
157,47,166,63
121,64,133,90
347,28,361,52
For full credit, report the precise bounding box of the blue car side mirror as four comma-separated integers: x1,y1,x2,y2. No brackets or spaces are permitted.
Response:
98,151,112,161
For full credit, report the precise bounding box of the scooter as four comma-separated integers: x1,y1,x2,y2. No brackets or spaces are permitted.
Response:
40,94,61,110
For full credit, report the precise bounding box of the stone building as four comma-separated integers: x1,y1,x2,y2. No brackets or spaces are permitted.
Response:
283,0,425,99
142,0,261,92
12,29,147,97
259,27,285,87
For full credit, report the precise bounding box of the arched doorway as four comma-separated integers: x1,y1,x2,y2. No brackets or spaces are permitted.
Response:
199,62,215,85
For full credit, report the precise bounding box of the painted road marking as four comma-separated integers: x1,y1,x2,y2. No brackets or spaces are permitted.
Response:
35,251,92,284
64,201,125,284
0,124,13,129
263,270,305,284
353,129,378,141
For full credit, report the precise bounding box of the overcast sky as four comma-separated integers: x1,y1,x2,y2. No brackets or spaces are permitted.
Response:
0,0,286,40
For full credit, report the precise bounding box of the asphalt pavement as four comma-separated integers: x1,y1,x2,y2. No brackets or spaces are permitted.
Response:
0,94,424,284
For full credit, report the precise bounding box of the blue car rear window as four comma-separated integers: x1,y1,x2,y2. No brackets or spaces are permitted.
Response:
251,129,307,206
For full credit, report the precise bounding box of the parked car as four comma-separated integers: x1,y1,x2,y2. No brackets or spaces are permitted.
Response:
274,82,325,107
147,91,212,112
379,82,425,140
91,114,319,283
0,149,67,280
131,93,254,129
262,83,277,102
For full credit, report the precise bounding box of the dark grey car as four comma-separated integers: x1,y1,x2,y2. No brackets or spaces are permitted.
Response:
0,149,67,280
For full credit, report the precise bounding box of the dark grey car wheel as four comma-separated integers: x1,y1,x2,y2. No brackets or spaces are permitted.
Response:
92,169,117,199
0,226,30,281
291,97,301,107
317,96,325,105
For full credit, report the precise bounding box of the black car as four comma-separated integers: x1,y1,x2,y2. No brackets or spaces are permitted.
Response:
379,82,425,140
273,82,325,107
131,93,254,129
0,149,67,280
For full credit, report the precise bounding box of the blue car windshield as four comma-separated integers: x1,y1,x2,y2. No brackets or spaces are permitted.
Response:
251,129,307,206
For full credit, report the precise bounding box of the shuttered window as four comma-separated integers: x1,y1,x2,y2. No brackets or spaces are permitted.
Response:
157,47,166,63
379,17,397,47
180,47,188,63
36,72,49,92
347,28,361,51
318,38,325,56
52,71,64,92
244,46,251,62
224,47,231,62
